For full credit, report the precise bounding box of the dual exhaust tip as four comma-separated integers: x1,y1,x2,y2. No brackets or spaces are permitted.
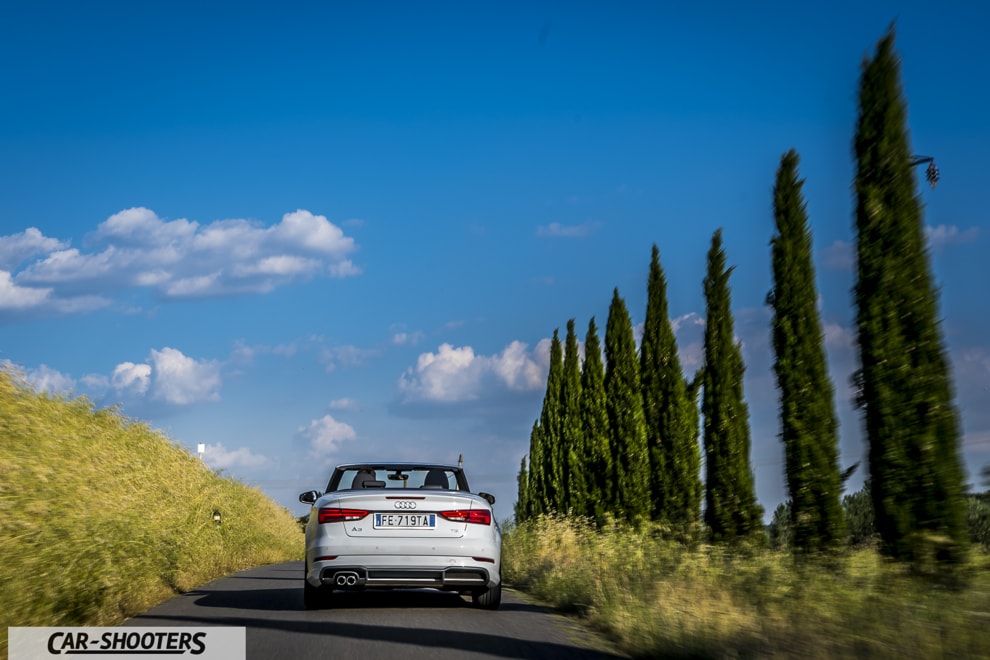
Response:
334,571,361,587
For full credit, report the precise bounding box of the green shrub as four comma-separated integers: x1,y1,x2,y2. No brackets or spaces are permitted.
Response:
968,495,990,550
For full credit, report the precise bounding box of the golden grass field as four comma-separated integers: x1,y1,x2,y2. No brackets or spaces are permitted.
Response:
502,514,990,659
0,370,304,657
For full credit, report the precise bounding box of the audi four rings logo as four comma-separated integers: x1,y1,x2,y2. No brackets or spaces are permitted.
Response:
394,501,417,509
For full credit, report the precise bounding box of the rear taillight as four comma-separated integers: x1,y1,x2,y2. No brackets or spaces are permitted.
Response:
318,508,369,524
440,509,492,525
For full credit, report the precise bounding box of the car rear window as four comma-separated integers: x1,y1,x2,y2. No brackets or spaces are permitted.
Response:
338,468,459,491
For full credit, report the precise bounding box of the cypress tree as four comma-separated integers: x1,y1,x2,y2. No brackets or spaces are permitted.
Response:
580,317,612,524
769,149,846,553
540,329,564,511
515,456,529,522
525,420,545,517
604,288,651,521
853,28,968,564
702,230,763,541
640,245,702,526
560,319,586,515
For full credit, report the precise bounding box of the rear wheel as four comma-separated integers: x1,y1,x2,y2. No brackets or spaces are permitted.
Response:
472,580,501,610
303,563,332,610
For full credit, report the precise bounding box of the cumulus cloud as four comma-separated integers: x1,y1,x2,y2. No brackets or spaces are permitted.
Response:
299,414,357,456
202,442,270,470
0,271,51,309
397,341,547,404
0,227,68,271
109,347,221,406
112,361,151,395
2,207,360,315
149,347,221,404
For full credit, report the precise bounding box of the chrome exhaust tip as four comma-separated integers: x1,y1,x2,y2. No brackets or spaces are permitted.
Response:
334,571,360,587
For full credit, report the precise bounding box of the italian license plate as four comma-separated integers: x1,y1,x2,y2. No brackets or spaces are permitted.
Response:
374,513,436,529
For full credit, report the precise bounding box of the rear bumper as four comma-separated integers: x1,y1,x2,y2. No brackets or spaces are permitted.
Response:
306,555,499,591
320,565,491,589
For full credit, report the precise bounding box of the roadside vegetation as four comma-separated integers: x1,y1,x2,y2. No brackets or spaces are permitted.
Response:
509,29,986,659
0,369,303,656
503,514,990,658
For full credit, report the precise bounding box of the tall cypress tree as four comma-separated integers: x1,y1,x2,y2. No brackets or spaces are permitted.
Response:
541,329,564,512
702,230,763,541
525,420,545,517
769,149,846,553
560,319,586,515
515,456,529,522
604,288,651,521
640,245,702,526
580,317,612,524
853,28,968,564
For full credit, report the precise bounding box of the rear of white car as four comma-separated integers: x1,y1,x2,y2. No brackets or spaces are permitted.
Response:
299,463,502,610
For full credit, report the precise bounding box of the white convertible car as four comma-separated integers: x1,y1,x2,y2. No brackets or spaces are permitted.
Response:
298,462,502,610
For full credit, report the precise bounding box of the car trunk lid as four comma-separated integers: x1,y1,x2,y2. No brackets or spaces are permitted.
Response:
330,491,484,538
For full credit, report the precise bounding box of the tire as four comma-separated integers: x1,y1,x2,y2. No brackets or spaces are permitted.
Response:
472,580,501,610
303,563,332,610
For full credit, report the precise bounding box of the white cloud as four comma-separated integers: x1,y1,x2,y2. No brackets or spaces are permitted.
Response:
491,340,547,391
0,228,68,271
319,344,380,372
6,207,360,314
328,259,362,277
670,312,705,334
822,240,853,271
270,209,356,256
536,221,599,238
25,364,75,395
202,442,270,470
80,373,109,391
397,341,546,403
112,361,151,395
818,226,978,272
392,330,425,346
96,207,198,246
0,270,51,309
824,322,855,351
149,347,221,405
299,414,357,456
926,224,980,248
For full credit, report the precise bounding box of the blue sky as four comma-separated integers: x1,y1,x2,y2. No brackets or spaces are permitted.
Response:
2,1,988,519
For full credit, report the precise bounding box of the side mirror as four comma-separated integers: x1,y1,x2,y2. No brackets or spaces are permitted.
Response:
298,490,322,504
479,492,496,505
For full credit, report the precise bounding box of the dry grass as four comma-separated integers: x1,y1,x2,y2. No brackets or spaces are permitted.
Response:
502,514,990,658
0,370,303,657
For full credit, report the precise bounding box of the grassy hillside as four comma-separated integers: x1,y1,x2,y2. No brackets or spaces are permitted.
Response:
0,370,303,656
503,514,990,658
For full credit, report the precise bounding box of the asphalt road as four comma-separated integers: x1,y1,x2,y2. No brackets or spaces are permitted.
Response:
129,561,626,659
